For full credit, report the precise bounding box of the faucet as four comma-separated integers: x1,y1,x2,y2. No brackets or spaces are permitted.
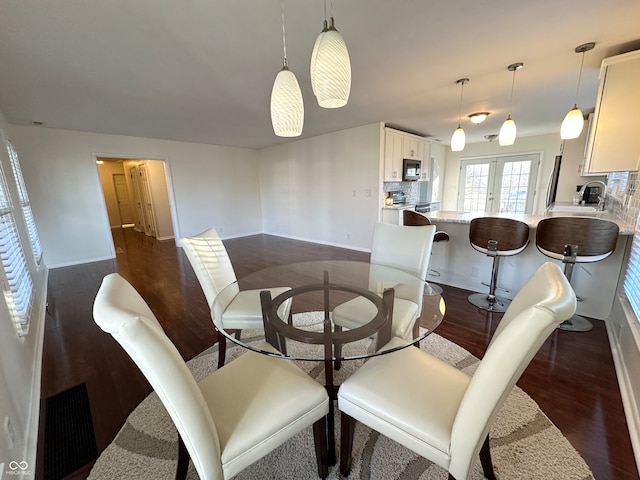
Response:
578,180,607,211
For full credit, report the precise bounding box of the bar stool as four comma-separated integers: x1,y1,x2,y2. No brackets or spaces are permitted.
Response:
468,217,530,312
535,217,619,332
402,210,450,294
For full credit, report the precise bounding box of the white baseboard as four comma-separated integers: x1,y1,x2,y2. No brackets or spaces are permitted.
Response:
607,295,640,476
25,268,48,478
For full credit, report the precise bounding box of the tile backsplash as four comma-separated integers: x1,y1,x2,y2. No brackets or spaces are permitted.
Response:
607,171,639,231
383,181,419,204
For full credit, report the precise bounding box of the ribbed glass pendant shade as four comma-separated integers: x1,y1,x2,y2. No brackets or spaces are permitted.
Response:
310,18,351,108
450,126,465,152
560,105,584,139
271,67,304,137
499,115,516,146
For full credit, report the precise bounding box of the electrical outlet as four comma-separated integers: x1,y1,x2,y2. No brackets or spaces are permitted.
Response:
365,188,372,197
352,190,357,197
218,226,223,233
4,416,14,448
471,267,479,278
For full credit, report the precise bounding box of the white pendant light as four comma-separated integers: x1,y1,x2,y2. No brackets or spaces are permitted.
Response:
271,0,304,137
499,62,523,146
561,42,595,140
310,0,351,108
450,78,469,152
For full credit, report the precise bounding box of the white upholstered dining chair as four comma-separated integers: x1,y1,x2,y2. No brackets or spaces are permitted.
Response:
93,273,330,480
332,222,436,342
337,262,576,480
181,227,292,367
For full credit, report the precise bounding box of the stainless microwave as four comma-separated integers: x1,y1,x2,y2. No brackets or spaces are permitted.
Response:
402,159,421,181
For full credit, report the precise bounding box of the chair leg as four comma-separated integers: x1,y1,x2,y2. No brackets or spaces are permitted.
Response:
479,434,496,480
176,433,189,480
217,330,227,368
340,412,356,476
312,416,329,479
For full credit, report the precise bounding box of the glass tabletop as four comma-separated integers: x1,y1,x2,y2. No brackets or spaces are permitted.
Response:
212,260,445,362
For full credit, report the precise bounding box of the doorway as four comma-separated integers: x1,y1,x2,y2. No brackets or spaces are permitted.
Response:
96,157,176,256
457,153,540,214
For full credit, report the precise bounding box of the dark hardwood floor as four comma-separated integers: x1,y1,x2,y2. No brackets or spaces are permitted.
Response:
37,227,638,479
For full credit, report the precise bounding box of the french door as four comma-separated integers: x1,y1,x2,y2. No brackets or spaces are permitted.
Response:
458,154,540,214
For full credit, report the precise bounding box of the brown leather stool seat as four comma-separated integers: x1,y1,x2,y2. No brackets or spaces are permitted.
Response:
468,217,530,312
403,210,450,294
536,216,619,332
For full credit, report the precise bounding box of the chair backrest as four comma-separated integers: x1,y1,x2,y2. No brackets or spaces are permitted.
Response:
448,262,576,480
403,209,431,226
93,273,223,479
181,227,240,318
536,217,619,263
370,222,436,280
469,217,530,255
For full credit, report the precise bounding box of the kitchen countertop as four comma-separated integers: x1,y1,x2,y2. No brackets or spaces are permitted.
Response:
426,207,635,235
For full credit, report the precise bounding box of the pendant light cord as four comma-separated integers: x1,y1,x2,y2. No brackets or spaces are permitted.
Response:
507,69,516,115
281,0,288,67
573,51,586,103
457,81,465,125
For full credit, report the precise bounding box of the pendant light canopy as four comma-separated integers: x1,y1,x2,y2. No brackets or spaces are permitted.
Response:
499,62,523,146
271,0,304,137
451,78,469,152
310,0,351,108
561,42,595,140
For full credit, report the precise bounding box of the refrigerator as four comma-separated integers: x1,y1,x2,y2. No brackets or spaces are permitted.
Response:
545,155,562,208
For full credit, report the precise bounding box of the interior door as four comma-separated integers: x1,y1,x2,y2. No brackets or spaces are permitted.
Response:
130,166,145,232
458,154,540,214
138,164,157,237
113,173,134,226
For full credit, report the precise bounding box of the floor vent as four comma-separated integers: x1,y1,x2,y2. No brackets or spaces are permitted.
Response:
44,383,98,480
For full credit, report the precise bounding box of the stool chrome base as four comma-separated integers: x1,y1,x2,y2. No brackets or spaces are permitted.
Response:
425,283,443,295
558,314,593,332
468,293,511,313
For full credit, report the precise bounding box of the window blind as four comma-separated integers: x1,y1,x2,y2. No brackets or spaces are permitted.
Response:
6,142,43,264
0,162,33,336
623,216,640,320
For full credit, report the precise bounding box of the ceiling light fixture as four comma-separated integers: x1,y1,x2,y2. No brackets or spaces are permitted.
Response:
499,62,523,146
468,112,490,124
310,0,351,108
451,78,469,152
561,42,595,140
270,0,304,137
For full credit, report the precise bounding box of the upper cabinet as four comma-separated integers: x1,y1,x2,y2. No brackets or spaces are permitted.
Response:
383,127,430,181
583,50,640,174
384,129,404,181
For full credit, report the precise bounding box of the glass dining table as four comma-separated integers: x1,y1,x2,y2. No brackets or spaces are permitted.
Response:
212,260,445,464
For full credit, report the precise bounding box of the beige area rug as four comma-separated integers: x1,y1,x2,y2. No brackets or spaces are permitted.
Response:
89,312,594,480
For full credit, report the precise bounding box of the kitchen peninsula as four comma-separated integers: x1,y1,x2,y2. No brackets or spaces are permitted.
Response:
421,208,633,320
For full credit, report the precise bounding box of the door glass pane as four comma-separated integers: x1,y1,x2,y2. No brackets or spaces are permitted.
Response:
463,163,490,212
499,160,531,213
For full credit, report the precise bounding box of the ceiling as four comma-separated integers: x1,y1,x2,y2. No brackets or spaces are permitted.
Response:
1,0,639,150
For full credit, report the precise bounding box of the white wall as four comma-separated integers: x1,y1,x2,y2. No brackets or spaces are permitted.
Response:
259,123,382,250
441,132,609,214
442,133,562,214
146,160,174,240
7,126,263,267
0,117,48,476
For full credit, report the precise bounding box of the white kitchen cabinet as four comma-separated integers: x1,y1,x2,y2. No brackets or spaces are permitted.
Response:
403,136,424,161
384,127,430,181
384,129,404,181
583,49,640,173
